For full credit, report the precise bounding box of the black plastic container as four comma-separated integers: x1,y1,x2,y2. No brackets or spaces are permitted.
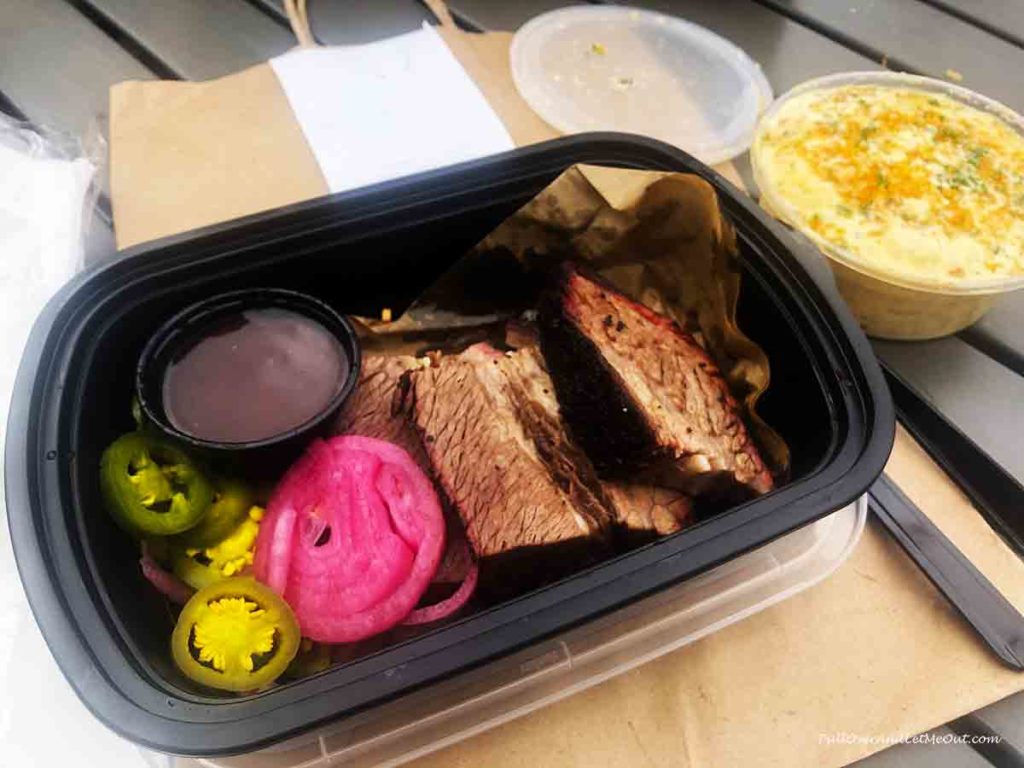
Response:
5,135,894,756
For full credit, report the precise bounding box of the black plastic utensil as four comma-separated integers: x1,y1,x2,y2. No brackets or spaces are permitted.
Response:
869,474,1024,670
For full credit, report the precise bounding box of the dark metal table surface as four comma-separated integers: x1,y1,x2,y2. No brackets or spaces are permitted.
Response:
1,1,1022,766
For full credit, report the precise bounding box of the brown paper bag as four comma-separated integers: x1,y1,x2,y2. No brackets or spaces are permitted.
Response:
109,63,326,249
108,7,1024,767
108,0,555,249
109,0,743,249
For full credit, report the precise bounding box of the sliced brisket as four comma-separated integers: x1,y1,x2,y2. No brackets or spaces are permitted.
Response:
502,342,694,543
334,354,428,472
406,343,614,596
603,483,693,545
539,265,773,499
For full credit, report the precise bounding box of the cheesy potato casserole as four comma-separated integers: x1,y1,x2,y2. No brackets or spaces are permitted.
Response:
754,85,1024,285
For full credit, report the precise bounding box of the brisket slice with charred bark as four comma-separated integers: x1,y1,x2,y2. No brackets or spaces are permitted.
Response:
501,342,693,543
406,344,615,596
539,264,773,500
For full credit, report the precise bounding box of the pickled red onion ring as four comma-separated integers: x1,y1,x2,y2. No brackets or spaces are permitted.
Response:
140,542,194,605
403,552,478,626
253,436,446,643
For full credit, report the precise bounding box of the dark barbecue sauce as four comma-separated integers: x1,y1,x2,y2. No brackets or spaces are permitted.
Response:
163,308,347,443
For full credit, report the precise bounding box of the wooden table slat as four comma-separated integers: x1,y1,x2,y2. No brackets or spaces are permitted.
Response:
624,0,880,94
753,0,1024,113
447,0,578,32
960,297,1024,377
77,0,294,81
248,0,289,25
923,0,1024,49
874,336,1024,483
307,0,435,45
0,0,154,138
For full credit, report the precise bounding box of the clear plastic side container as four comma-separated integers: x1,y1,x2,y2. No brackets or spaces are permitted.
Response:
194,497,865,768
751,71,1024,338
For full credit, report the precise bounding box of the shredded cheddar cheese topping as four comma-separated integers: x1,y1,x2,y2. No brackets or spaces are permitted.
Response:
756,85,1024,284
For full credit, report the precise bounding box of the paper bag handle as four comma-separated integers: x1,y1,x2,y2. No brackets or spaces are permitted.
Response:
423,0,459,30
284,0,316,48
284,0,459,48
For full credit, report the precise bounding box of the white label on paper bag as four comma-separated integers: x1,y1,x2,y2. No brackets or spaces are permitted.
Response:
269,23,515,194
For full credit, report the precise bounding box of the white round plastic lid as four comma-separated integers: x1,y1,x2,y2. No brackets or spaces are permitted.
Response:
510,6,773,165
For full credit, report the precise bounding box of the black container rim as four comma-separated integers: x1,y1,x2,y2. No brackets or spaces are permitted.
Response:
135,287,362,451
5,133,895,756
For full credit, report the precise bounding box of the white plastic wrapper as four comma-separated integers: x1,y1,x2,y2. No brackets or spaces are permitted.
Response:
0,116,153,767
0,116,98,450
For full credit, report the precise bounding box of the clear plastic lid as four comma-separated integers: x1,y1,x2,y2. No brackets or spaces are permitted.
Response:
510,6,772,165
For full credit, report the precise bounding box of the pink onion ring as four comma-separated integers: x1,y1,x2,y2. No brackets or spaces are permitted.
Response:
139,542,194,606
254,436,446,643
403,554,478,626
